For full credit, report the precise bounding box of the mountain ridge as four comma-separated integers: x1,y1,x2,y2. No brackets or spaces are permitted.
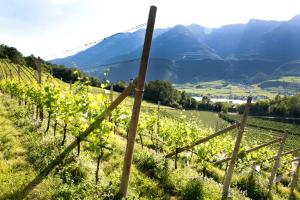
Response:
50,15,300,84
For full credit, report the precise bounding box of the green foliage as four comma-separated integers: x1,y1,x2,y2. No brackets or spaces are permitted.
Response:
220,112,300,137
57,159,89,184
134,150,165,178
0,44,25,65
236,173,269,200
144,80,198,109
182,178,204,200
238,94,300,118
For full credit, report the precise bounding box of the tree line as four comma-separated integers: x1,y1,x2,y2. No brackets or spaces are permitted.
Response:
238,94,300,118
142,80,234,111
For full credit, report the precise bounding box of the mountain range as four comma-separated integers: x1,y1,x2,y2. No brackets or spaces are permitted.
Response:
51,15,300,84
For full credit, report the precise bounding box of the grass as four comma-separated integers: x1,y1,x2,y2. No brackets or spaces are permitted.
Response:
175,81,277,99
175,77,300,99
161,109,228,129
220,113,300,151
275,76,300,83
0,94,58,199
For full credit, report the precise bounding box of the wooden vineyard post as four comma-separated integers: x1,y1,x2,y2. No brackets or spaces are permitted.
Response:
17,64,21,82
69,80,72,90
17,65,22,105
222,96,252,200
289,158,300,199
119,6,157,197
37,60,42,84
109,85,113,122
268,130,288,193
9,69,13,98
110,84,114,102
37,59,43,122
175,147,179,169
9,69,12,80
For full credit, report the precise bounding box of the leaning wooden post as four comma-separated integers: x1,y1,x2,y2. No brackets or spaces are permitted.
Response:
214,137,281,165
119,6,157,197
222,96,252,200
289,158,300,199
165,123,239,158
268,130,288,193
69,80,72,90
268,148,300,160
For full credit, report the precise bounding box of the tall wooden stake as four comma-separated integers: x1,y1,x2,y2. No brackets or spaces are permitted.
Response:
119,6,157,197
222,97,252,200
17,65,21,82
37,59,43,121
289,158,300,199
9,69,12,80
17,65,22,105
109,85,114,122
110,84,114,102
268,130,288,193
37,60,42,84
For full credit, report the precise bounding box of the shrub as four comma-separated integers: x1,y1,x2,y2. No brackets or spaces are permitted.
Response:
182,178,204,200
236,173,269,200
134,151,177,192
58,160,88,184
134,151,164,178
206,166,225,183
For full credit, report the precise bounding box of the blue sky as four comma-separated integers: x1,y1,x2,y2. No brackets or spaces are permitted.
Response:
1,0,300,59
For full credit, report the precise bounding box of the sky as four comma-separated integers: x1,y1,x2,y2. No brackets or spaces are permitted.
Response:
1,0,300,60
